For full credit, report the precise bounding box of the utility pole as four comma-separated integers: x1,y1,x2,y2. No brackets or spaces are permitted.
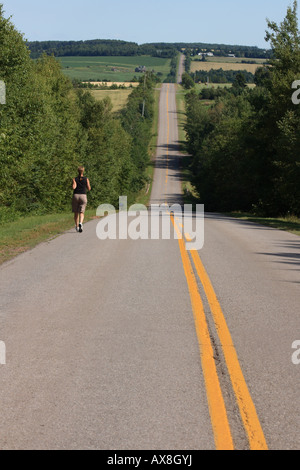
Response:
142,72,146,118
0,81,6,105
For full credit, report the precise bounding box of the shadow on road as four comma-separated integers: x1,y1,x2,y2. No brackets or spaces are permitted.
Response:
256,240,300,269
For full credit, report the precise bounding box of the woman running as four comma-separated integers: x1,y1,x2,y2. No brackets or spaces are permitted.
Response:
72,166,91,233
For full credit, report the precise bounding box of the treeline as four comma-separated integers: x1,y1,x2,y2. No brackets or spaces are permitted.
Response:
184,2,300,217
27,40,178,59
191,69,255,84
182,70,253,91
185,55,192,73
180,43,271,59
164,55,179,83
27,39,271,60
0,7,154,222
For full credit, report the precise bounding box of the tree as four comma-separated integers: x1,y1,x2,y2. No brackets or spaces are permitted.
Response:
231,72,247,94
183,1,300,216
0,4,34,218
264,0,300,214
254,67,272,88
0,5,156,221
0,4,31,83
182,72,195,89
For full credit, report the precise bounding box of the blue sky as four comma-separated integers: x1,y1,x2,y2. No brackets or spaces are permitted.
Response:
1,0,297,48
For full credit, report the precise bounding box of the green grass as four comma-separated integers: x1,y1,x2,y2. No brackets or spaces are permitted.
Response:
0,82,162,265
59,56,172,82
176,84,187,150
149,84,162,160
0,210,96,265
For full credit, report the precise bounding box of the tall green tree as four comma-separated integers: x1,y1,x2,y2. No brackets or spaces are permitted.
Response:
184,2,300,216
264,0,300,214
0,4,33,218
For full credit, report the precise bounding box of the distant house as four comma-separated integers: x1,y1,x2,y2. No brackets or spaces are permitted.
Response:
198,52,214,57
228,54,236,58
135,66,146,73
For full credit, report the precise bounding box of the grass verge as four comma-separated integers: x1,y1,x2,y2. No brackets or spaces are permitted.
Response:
135,83,162,207
225,212,300,236
176,84,187,151
0,82,163,265
0,210,96,266
1,83,162,266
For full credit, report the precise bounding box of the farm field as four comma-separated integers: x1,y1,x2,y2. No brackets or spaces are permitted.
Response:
85,81,139,88
90,89,133,112
201,56,267,64
191,61,262,74
58,55,172,82
194,83,255,90
191,56,267,74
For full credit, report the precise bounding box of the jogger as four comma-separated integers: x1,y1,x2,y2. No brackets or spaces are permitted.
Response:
72,166,91,233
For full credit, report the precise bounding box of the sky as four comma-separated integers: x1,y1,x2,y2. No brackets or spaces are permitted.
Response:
1,0,297,48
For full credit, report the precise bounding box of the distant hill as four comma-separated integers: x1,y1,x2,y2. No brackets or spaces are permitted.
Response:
26,39,271,59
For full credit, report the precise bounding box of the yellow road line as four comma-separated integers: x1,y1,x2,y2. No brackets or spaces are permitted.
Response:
165,85,169,185
189,248,268,451
171,216,234,450
166,82,266,450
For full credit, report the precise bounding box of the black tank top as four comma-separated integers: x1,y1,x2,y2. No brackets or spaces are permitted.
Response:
74,176,88,195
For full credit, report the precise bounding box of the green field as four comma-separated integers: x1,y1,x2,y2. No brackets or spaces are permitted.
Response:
59,56,172,82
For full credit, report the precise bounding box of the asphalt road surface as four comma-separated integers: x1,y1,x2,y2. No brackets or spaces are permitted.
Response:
0,83,299,450
177,54,185,84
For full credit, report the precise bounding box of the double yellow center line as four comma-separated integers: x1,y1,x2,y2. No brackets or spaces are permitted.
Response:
176,220,268,450
189,247,268,450
165,84,170,187
164,84,268,450
172,217,234,450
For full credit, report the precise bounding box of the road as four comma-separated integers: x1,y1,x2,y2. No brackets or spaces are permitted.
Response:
0,81,299,450
177,53,185,84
